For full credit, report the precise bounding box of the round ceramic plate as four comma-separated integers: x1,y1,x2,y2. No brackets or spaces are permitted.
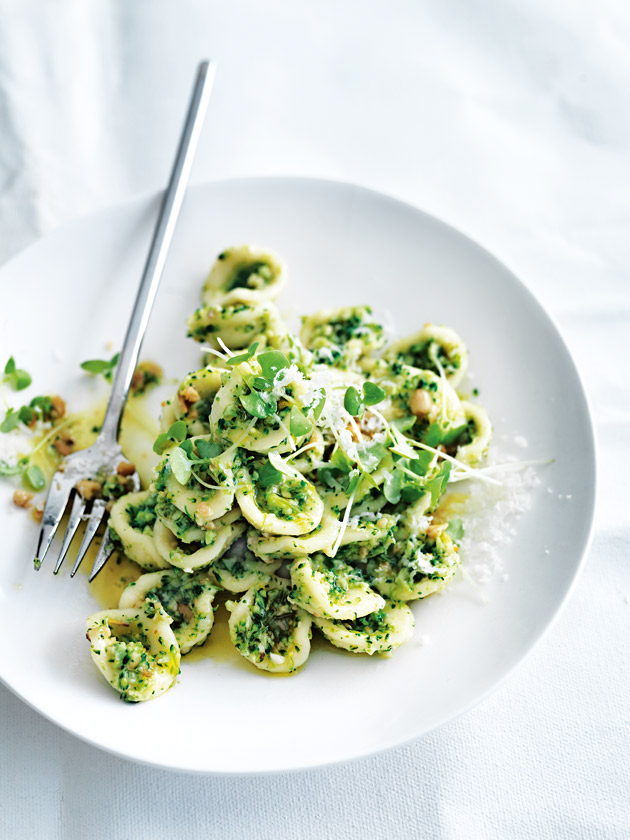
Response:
0,178,596,773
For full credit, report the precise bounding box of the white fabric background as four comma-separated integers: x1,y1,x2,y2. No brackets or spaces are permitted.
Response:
0,1,628,837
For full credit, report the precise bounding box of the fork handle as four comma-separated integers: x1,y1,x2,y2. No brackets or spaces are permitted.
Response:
98,60,216,446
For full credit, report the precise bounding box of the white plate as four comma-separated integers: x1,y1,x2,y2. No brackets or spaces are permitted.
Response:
0,178,596,773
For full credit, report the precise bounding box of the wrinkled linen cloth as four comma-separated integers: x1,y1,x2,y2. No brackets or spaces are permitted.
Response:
0,1,628,838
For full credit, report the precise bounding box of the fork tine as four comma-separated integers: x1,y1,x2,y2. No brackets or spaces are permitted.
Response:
88,530,115,582
53,492,86,575
70,499,107,577
34,475,74,569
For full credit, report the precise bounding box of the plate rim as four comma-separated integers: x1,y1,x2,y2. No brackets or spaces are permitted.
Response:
0,175,598,774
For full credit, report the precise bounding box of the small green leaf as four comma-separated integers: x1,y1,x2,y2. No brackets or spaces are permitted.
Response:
251,376,270,391
346,471,361,495
318,465,339,489
179,439,195,457
3,357,32,391
441,423,469,447
166,420,187,442
80,353,119,380
344,386,363,417
24,464,45,491
258,459,283,488
401,485,423,503
195,439,222,460
423,423,444,448
239,390,275,419
0,459,22,476
170,446,192,486
383,468,402,504
392,415,417,433
153,433,170,455
311,390,326,421
0,409,19,433
426,461,451,508
13,369,32,391
446,517,464,541
289,406,312,437
389,426,417,459
363,381,385,406
226,342,259,366
360,441,387,473
330,445,352,474
258,350,289,383
409,450,433,476
18,406,34,425
80,359,111,374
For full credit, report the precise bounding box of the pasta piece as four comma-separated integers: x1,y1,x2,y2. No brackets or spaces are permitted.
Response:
289,553,385,620
153,443,235,527
186,301,284,350
375,363,466,437
247,508,340,560
314,602,414,654
202,245,287,306
153,509,245,572
119,569,218,654
226,579,312,673
170,365,224,435
108,491,170,571
455,401,492,466
384,324,468,388
210,540,281,592
86,600,180,702
300,306,385,369
154,496,207,544
236,454,324,536
366,528,460,601
210,364,313,454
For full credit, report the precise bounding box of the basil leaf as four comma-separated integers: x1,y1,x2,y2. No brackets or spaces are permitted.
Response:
0,409,19,433
226,342,259,366
258,350,289,383
446,517,464,541
24,465,45,491
170,446,192,486
4,357,15,375
344,386,363,417
289,406,312,437
13,369,32,391
363,381,385,406
258,459,283,488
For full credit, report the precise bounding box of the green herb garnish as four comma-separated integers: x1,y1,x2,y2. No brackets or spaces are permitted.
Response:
3,357,32,391
80,352,120,382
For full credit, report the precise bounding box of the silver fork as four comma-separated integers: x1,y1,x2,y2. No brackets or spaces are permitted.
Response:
34,60,216,581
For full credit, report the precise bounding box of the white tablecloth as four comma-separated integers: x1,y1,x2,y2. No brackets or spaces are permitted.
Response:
0,1,628,837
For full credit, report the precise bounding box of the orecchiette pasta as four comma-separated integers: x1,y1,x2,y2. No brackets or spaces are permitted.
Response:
86,243,494,702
